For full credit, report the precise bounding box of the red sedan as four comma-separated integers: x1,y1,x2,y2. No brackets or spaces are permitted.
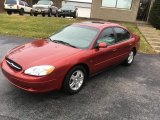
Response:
0,21,140,94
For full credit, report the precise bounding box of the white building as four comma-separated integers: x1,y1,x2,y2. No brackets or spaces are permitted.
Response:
62,0,92,18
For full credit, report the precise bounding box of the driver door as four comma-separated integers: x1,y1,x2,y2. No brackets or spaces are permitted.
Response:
92,27,118,73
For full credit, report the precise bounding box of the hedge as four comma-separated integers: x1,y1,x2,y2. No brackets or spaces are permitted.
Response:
149,0,160,29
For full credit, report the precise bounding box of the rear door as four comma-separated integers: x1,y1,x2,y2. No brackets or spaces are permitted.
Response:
113,27,134,62
24,2,31,13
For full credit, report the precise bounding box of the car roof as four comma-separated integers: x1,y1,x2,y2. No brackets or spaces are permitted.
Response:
73,21,125,30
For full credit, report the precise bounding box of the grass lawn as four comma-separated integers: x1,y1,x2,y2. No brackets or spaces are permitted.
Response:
0,14,155,54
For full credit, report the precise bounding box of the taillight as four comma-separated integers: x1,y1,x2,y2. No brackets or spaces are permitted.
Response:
17,5,19,9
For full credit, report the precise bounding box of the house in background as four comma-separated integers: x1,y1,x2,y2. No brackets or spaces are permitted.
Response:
0,0,155,23
62,0,92,18
91,0,155,22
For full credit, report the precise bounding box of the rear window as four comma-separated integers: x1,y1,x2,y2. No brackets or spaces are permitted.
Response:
5,0,17,4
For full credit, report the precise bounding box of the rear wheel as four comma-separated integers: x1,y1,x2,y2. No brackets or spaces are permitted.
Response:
30,10,33,16
34,13,37,16
7,11,12,15
19,9,24,16
54,11,58,17
48,10,52,17
62,66,87,94
123,50,135,66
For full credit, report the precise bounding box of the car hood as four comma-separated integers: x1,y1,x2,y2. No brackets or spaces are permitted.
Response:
33,5,50,8
6,39,82,69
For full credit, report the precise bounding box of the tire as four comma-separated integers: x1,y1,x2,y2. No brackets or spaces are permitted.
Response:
63,15,65,18
62,66,87,94
54,11,58,17
7,11,12,15
34,13,37,16
123,50,135,66
42,13,45,17
19,9,24,16
48,10,52,17
73,12,78,18
30,10,33,16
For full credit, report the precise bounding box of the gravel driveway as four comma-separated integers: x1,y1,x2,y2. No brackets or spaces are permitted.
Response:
0,35,160,120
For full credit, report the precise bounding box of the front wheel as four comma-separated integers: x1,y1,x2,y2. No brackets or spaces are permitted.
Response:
7,11,12,15
62,66,87,94
42,13,45,17
123,50,135,66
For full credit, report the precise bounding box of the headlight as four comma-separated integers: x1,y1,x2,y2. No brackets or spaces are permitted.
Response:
24,65,55,76
58,9,62,12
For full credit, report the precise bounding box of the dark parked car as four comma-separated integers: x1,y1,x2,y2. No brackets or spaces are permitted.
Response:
58,5,78,18
1,21,140,94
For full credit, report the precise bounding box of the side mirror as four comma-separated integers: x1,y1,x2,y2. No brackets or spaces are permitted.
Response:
98,42,107,48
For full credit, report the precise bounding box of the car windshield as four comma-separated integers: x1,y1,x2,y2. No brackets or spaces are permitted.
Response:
62,5,75,10
37,1,50,5
5,0,17,4
50,25,98,49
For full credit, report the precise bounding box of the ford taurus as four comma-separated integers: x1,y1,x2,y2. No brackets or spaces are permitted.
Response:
0,21,140,94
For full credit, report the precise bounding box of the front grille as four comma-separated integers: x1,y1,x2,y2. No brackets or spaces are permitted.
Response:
6,58,22,71
35,7,44,10
63,10,71,13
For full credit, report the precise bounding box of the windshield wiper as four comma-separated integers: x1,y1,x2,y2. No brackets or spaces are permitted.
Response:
51,40,77,48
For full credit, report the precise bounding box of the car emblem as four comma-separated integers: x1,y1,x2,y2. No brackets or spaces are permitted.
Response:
6,60,21,70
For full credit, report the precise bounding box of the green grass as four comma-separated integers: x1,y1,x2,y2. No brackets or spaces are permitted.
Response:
0,14,155,54
0,14,80,38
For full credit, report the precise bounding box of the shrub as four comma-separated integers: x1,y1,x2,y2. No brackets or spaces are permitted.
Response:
149,0,160,29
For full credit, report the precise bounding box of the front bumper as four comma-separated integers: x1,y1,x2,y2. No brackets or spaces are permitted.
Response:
1,59,61,93
58,12,75,17
32,9,49,14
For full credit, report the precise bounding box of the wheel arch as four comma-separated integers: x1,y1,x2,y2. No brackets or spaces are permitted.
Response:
62,63,90,84
132,47,137,55
68,63,90,78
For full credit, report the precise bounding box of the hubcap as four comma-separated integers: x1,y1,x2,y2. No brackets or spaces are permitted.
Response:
128,51,134,64
69,70,84,91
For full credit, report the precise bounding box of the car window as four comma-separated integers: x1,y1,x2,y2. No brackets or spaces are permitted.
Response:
5,0,17,4
114,27,130,42
37,1,51,5
19,1,24,5
97,28,116,45
50,25,98,49
24,2,29,6
62,5,75,10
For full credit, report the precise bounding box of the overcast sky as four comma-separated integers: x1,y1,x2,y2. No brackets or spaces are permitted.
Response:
68,0,92,3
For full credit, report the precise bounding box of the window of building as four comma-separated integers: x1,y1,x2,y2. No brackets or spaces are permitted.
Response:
102,0,133,9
